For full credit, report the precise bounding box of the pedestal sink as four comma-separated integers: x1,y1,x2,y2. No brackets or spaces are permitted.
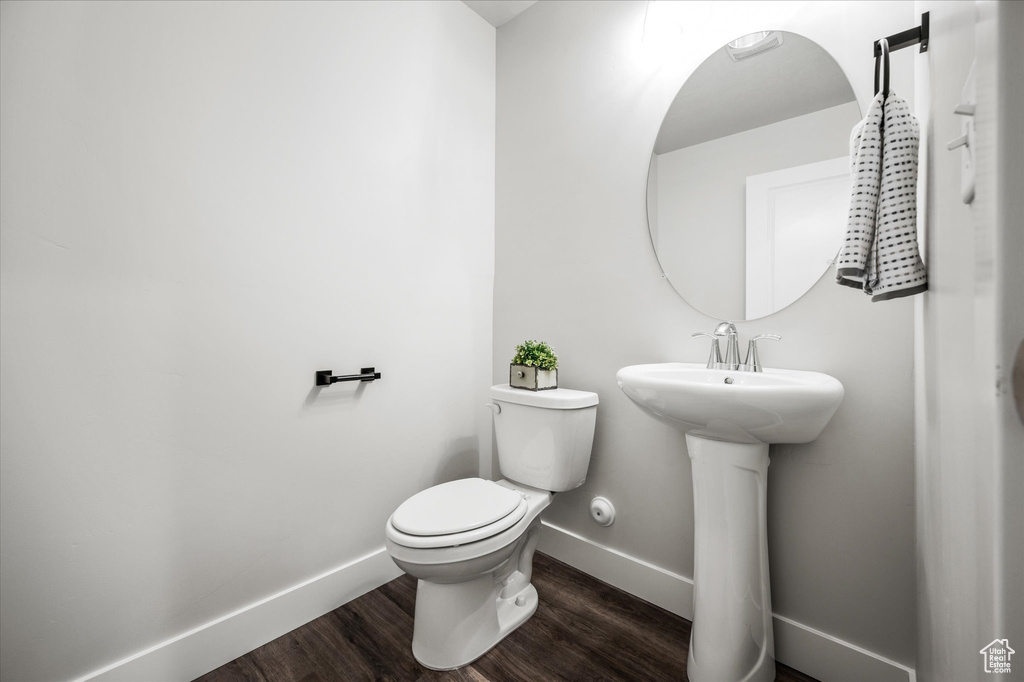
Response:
616,363,844,682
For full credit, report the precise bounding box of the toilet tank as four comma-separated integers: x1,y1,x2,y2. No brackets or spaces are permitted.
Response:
489,385,598,492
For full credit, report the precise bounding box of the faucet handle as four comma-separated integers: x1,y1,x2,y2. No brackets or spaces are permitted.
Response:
692,332,723,369
742,334,781,373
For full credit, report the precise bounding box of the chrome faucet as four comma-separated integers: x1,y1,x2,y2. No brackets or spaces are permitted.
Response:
713,322,741,370
692,323,781,372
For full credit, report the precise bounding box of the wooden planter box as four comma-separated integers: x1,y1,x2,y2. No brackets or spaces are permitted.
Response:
510,364,557,391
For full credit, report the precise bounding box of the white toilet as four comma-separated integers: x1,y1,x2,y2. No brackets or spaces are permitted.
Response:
385,383,599,670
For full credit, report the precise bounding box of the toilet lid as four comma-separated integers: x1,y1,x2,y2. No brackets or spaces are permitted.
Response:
391,478,525,537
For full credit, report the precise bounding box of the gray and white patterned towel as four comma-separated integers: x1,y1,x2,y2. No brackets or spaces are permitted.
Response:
836,90,927,301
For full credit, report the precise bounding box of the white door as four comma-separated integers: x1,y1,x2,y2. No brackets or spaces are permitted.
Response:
744,156,850,319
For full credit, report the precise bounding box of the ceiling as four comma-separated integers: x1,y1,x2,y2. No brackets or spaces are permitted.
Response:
462,0,538,28
654,32,858,155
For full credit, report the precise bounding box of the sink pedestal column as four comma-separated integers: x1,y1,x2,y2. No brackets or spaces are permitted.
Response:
686,434,775,682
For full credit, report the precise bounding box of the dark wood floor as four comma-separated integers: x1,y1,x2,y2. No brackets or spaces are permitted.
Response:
196,552,818,682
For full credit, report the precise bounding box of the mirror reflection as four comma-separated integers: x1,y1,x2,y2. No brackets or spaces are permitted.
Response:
647,31,860,320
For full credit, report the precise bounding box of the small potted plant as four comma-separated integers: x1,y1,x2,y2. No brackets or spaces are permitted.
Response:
510,340,558,391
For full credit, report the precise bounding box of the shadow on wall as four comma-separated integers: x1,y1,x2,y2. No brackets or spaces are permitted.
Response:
435,437,479,484
301,382,368,411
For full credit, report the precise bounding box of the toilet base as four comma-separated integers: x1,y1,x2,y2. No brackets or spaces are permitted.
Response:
408,521,542,670
412,580,538,670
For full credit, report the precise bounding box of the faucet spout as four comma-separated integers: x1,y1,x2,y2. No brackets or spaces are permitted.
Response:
713,322,741,370
713,321,736,337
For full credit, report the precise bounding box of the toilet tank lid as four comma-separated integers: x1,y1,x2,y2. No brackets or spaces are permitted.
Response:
490,384,598,409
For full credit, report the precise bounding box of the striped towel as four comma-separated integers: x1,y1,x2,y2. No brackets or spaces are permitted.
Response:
836,91,927,300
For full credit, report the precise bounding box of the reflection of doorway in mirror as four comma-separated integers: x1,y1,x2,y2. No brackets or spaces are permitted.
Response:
745,157,850,319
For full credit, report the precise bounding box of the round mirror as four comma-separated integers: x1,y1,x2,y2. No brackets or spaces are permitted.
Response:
647,31,860,320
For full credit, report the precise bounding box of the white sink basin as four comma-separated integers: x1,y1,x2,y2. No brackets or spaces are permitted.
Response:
615,362,844,444
616,361,845,681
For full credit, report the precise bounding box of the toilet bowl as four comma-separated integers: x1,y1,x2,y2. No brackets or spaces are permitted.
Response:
385,384,598,670
385,478,551,669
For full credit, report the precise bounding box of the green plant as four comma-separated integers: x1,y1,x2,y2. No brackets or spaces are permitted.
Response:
511,340,558,371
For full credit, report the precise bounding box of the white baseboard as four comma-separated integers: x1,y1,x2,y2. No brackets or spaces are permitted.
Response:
537,520,697,619
772,613,916,682
539,521,915,682
70,527,915,682
74,547,402,682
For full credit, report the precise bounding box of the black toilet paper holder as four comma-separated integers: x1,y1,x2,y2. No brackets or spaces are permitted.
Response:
315,368,382,386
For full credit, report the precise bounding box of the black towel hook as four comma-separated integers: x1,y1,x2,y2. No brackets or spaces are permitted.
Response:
874,37,890,97
872,11,930,97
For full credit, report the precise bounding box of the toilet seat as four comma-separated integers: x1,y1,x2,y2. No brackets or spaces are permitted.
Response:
386,478,529,550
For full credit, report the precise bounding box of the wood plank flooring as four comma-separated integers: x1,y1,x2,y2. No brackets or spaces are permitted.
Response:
196,552,818,682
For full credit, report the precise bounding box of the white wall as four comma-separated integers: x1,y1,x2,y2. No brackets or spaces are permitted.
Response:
0,2,495,680
655,102,860,319
495,0,918,671
914,1,1024,679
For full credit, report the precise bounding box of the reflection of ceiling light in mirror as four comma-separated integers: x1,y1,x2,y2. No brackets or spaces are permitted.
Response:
729,31,771,50
726,31,784,61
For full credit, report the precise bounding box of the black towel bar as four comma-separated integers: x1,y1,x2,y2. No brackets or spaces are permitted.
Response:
315,368,381,386
874,12,929,57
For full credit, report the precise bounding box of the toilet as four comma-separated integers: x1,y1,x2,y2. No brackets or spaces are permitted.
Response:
385,383,599,670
